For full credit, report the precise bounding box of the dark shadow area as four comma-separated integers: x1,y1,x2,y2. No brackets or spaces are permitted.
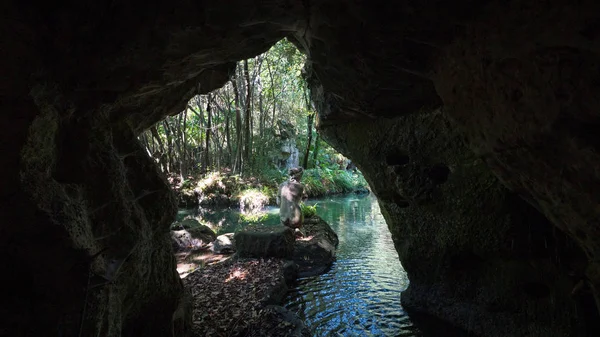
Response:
427,164,450,185
404,310,473,337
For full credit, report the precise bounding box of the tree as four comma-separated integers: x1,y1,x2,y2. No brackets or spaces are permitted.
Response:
205,93,212,172
137,38,352,179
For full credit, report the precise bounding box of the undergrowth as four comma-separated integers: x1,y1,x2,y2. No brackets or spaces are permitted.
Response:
302,168,368,197
300,203,317,218
175,168,369,207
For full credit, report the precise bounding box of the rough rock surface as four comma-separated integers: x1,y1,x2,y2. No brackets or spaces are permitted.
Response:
171,225,216,252
234,225,295,259
3,89,184,336
3,1,600,336
321,109,592,336
212,233,236,254
294,216,339,277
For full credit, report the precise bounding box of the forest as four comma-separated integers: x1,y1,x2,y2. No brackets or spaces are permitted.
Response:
138,39,368,200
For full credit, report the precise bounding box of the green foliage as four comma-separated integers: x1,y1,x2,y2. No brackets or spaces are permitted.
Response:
237,188,270,215
180,179,194,190
302,169,368,197
139,37,373,199
301,203,317,218
239,212,269,223
196,172,234,195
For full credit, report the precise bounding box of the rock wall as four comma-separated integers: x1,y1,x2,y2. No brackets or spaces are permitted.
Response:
434,1,600,314
320,109,596,336
2,85,184,336
1,2,304,336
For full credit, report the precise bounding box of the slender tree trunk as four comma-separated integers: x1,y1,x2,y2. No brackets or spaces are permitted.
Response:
232,74,243,174
162,120,174,173
302,83,314,169
150,126,167,172
266,58,277,130
214,100,222,171
303,112,314,169
181,109,188,178
205,94,212,172
150,126,164,154
170,113,185,178
221,89,233,166
139,132,152,157
189,96,206,173
243,60,252,169
225,107,232,166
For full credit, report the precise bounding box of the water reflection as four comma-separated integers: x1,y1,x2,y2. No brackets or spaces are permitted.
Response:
284,194,467,337
176,205,281,234
180,194,468,336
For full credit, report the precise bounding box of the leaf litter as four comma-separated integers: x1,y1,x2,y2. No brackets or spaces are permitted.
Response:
182,258,289,337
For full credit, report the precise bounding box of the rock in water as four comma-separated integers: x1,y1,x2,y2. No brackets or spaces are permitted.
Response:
293,216,339,277
212,233,236,254
234,225,295,258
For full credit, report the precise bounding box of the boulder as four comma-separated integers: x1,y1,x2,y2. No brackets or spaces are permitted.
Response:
234,225,295,259
293,216,339,277
171,220,216,252
212,233,236,254
177,219,217,242
187,226,217,244
171,230,195,251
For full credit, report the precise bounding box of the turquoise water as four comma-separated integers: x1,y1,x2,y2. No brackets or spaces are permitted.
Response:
284,194,468,337
176,204,281,234
179,194,467,336
284,194,415,336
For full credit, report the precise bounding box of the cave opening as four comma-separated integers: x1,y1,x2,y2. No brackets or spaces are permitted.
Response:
139,37,418,336
5,2,600,337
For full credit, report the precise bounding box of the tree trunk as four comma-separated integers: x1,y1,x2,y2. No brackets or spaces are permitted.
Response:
266,57,277,130
232,73,243,174
221,88,233,167
162,120,174,173
189,96,206,173
243,59,252,170
180,109,188,178
303,112,314,169
149,125,167,172
171,113,185,178
302,83,314,169
225,104,232,166
205,94,212,172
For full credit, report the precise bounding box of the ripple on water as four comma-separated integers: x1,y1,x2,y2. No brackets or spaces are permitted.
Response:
284,195,421,336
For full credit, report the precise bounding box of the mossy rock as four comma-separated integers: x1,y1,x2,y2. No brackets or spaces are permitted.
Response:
234,225,295,258
172,219,216,243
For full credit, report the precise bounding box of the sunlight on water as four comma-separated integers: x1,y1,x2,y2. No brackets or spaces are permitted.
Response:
180,194,468,336
284,194,419,336
284,194,467,337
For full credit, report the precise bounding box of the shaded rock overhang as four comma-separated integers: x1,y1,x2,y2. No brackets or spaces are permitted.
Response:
3,0,600,335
